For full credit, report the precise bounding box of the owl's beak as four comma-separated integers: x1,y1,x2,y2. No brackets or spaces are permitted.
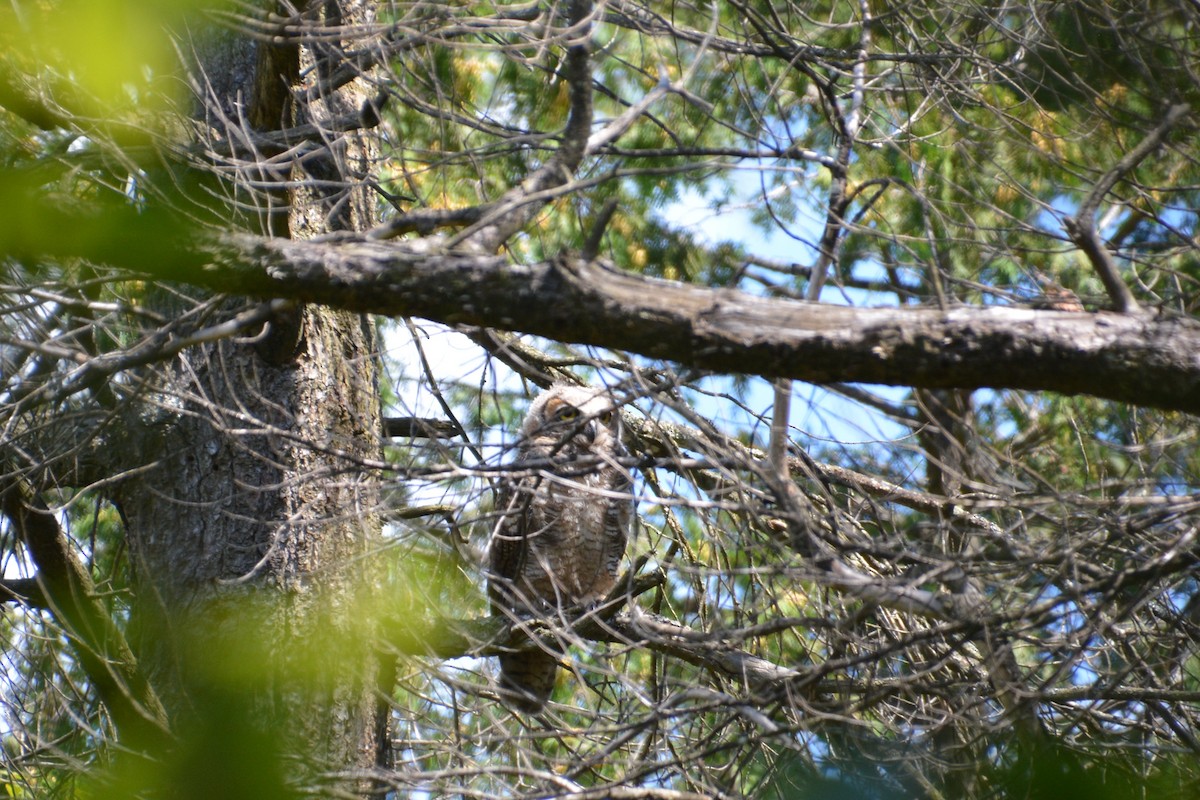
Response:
580,420,598,445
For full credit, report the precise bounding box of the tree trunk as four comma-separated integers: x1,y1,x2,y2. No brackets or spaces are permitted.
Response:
115,1,383,788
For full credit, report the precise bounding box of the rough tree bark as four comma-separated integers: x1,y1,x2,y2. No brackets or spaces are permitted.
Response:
112,1,384,786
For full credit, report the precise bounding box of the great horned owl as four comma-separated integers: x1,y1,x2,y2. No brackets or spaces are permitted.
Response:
487,383,633,713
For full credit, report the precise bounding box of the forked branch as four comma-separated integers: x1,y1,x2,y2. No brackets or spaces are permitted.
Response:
1064,103,1190,313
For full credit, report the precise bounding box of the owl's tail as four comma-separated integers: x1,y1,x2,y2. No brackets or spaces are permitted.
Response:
498,651,558,713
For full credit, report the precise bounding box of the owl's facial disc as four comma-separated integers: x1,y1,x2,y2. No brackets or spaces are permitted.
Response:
533,391,619,451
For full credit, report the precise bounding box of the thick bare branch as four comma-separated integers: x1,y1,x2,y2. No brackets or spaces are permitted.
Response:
190,236,1200,414
0,578,48,607
383,416,462,439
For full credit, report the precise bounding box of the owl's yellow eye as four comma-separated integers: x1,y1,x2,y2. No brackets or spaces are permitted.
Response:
598,411,613,424
557,406,580,421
